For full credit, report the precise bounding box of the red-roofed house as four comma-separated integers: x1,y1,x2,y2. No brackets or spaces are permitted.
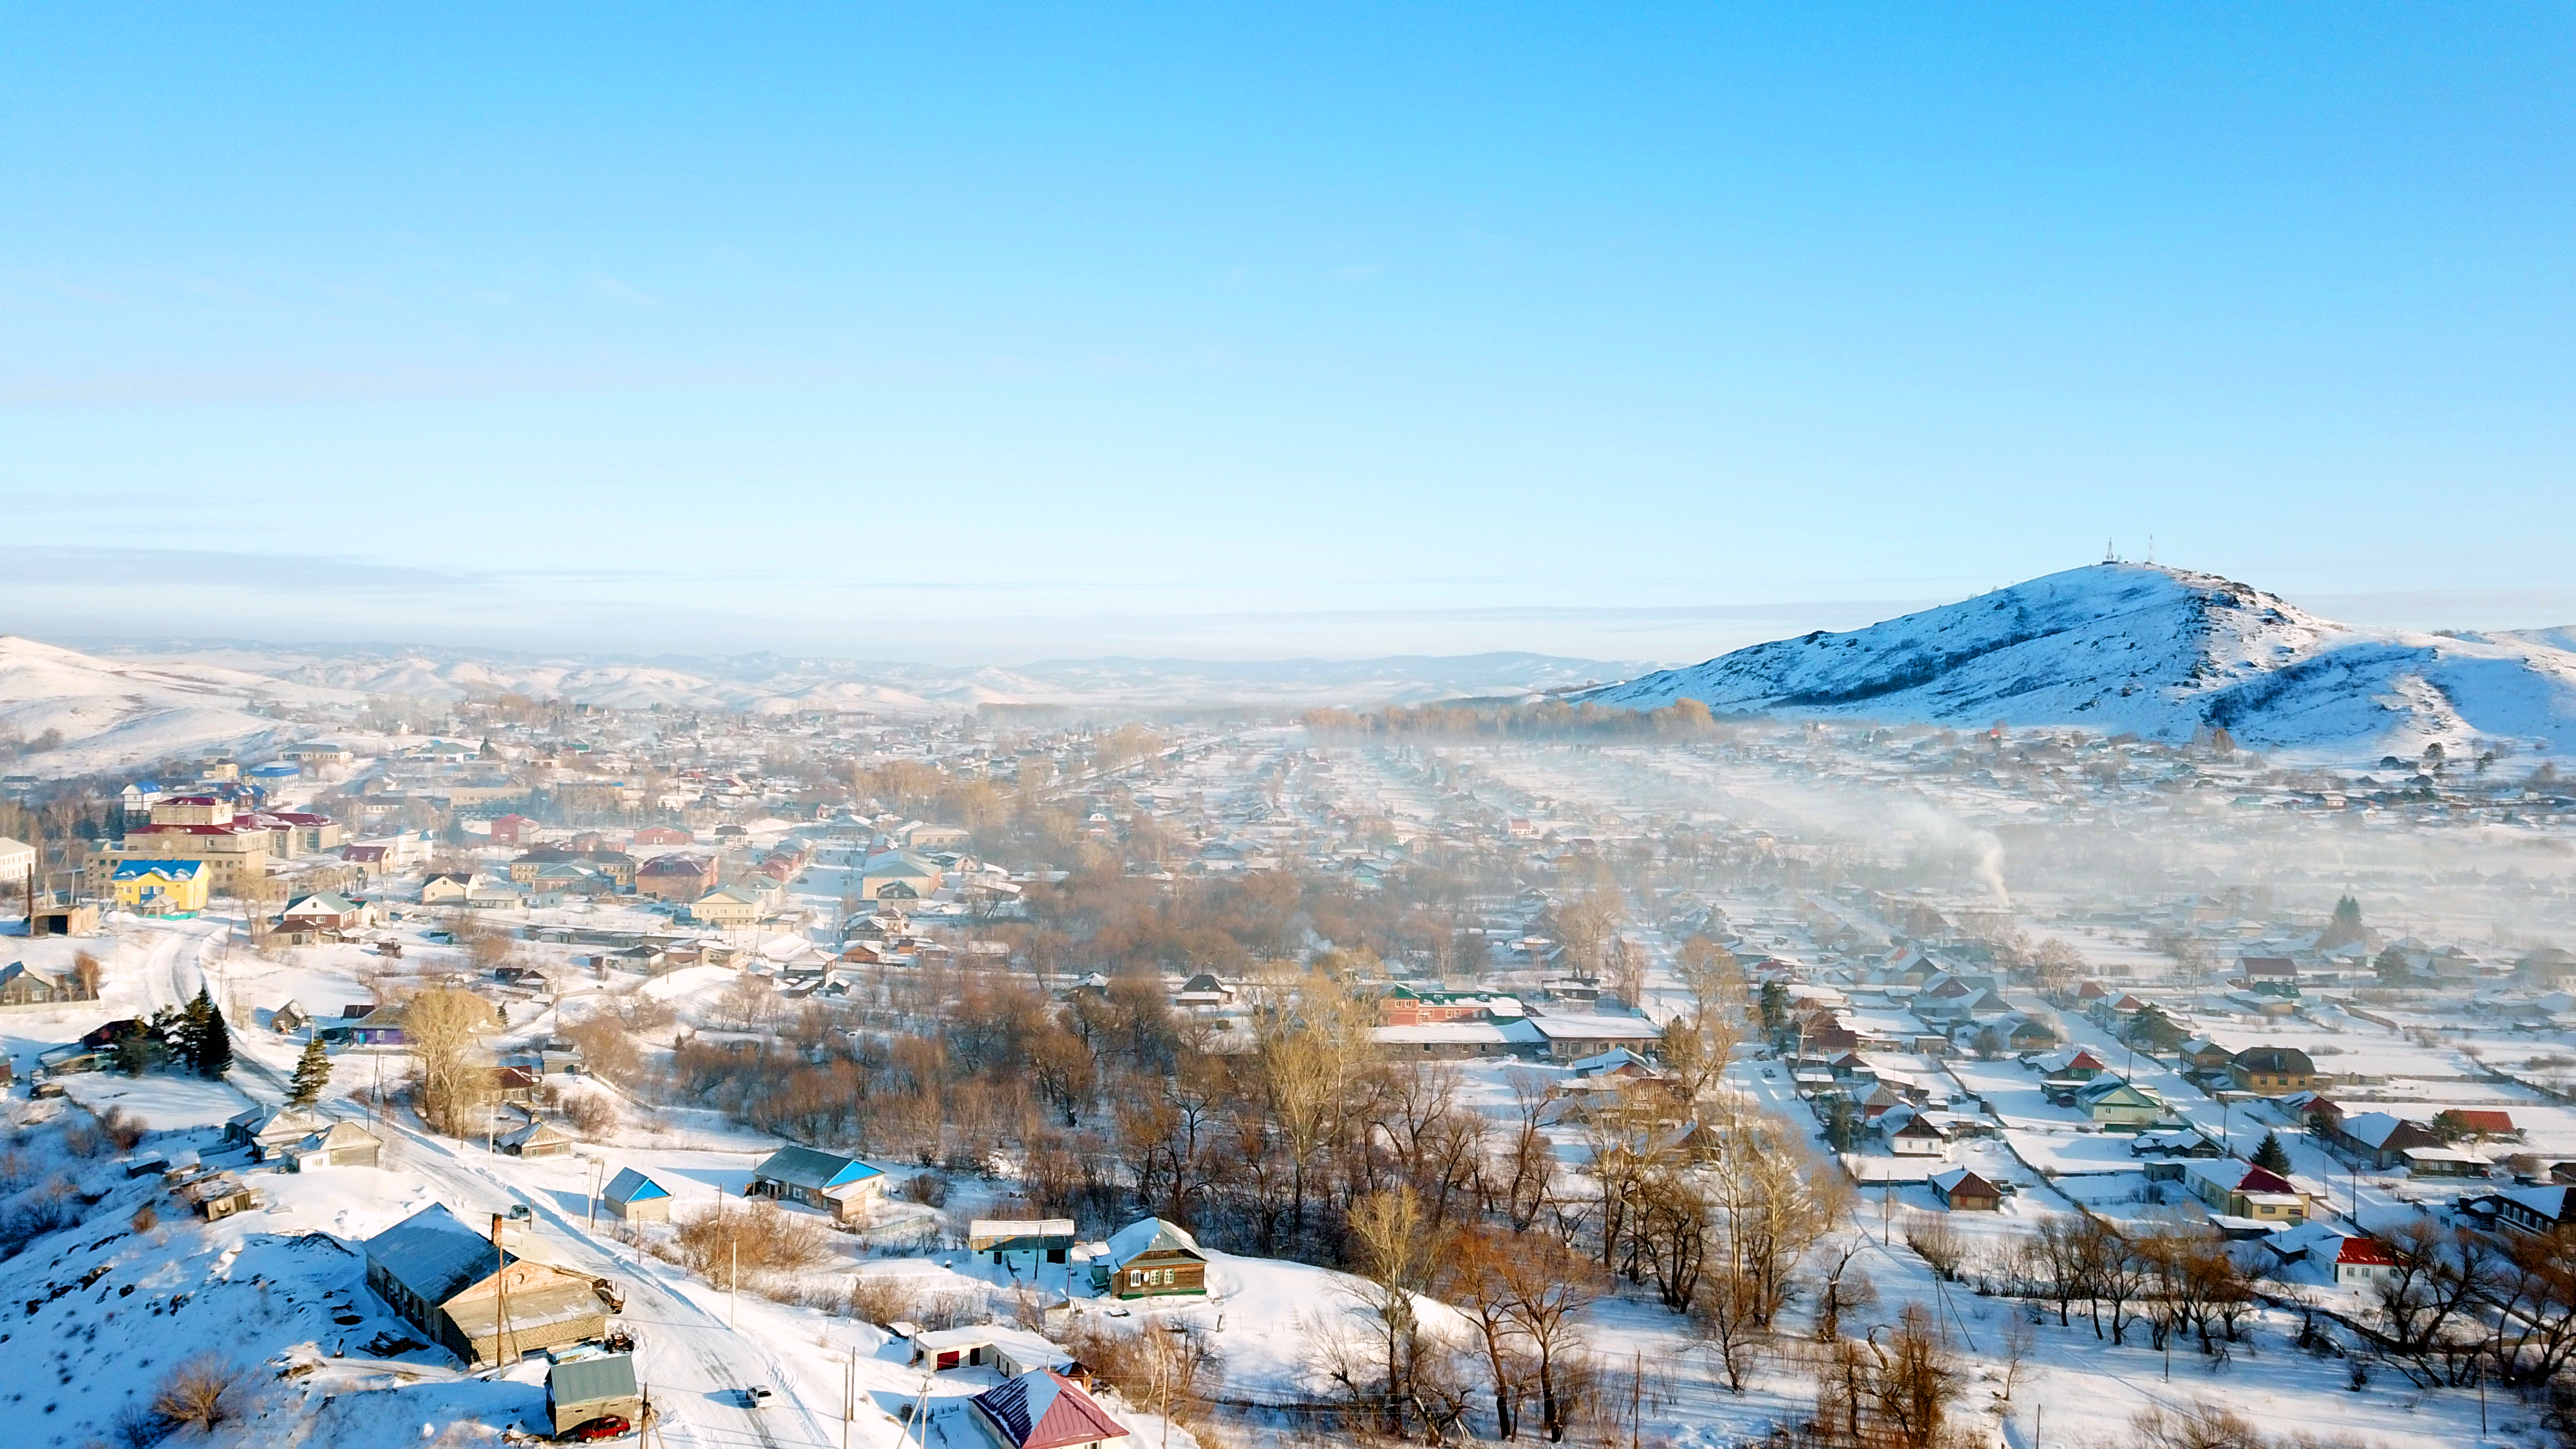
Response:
2334,1236,2400,1287
488,814,540,846
2439,1109,2519,1141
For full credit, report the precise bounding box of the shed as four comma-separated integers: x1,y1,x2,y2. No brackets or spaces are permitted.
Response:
601,1168,672,1224
545,1350,643,1436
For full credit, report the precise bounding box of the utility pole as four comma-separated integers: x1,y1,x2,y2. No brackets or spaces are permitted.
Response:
489,1211,515,1365
589,1157,604,1233
730,1236,739,1329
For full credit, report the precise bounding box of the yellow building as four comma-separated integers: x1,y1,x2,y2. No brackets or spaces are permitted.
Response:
687,887,761,927
111,860,210,917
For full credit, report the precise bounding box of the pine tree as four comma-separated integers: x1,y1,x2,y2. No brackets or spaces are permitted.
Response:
194,996,232,1079
2320,894,2366,951
2251,1131,2292,1175
287,1036,332,1107
176,989,216,1074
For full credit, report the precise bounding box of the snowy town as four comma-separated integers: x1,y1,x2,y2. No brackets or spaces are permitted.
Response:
0,660,2570,1449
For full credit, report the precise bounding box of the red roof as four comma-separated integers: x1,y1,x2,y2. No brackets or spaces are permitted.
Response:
2446,1110,2516,1135
2239,1164,2298,1195
972,1371,1126,1449
2337,1237,2397,1267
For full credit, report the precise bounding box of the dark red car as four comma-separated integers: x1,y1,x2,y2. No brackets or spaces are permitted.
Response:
560,1416,630,1443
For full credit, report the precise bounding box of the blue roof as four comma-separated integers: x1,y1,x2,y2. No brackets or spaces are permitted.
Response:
127,780,164,793
111,860,204,881
602,1167,670,1203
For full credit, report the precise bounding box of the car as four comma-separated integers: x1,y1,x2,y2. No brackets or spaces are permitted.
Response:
561,1416,630,1442
739,1386,773,1408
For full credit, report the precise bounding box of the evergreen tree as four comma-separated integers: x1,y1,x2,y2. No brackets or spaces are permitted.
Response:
2320,894,2366,951
194,995,232,1079
2372,944,2412,985
287,1036,332,1107
2251,1131,2292,1175
172,992,213,1072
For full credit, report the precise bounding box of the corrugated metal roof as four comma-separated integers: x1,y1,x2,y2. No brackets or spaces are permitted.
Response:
602,1167,669,1204
365,1202,509,1305
548,1352,639,1406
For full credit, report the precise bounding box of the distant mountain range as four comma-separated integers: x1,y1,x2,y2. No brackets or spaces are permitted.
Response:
1578,563,2576,757
0,636,1645,775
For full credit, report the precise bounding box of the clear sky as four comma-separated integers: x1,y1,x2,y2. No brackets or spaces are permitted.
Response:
3,5,2571,664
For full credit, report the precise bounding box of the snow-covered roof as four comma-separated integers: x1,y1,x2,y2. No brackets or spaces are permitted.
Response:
1102,1216,1200,1267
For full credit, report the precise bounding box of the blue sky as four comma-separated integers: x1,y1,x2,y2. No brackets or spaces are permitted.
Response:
3,5,2571,663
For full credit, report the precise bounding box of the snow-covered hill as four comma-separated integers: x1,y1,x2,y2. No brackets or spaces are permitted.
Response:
0,636,368,776
1577,563,2576,757
100,647,1640,714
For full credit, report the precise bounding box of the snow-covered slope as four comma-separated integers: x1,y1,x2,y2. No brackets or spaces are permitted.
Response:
1577,564,2576,756
0,636,368,775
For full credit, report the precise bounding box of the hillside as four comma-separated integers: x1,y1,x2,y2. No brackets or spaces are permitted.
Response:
0,636,366,776
1577,563,2576,757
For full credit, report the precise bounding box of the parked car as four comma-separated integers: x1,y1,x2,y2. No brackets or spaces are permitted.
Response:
561,1415,630,1443
738,1386,773,1409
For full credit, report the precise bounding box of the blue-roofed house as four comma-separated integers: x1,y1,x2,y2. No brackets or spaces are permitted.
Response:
601,1168,672,1224
749,1145,884,1223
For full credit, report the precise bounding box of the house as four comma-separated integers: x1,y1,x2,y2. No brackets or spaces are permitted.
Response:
0,834,35,880
2180,1159,2311,1224
688,887,762,927
1094,1217,1208,1299
279,891,370,934
749,1145,886,1222
1884,1112,1949,1158
2071,1077,2167,1130
498,1118,577,1159
363,1202,616,1365
2228,1046,2325,1096
858,849,944,901
338,844,394,886
1929,1168,2002,1211
2330,1111,2447,1170
270,999,314,1036
421,872,476,905
601,1168,672,1224
2030,1046,2109,1084
635,853,719,901
0,960,77,1008
2237,956,2298,989
465,878,527,911
630,825,694,849
912,1325,1077,1376
1526,1012,1666,1061
2439,1109,2520,1141
545,1350,642,1437
487,815,541,846
967,1368,1130,1449
2472,1185,2576,1236
225,1104,334,1160
283,1120,383,1171
109,860,210,917
2333,1236,2402,1287
969,1218,1077,1276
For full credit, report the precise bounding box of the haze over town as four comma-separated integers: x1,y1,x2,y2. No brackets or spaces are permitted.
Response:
4,9,2575,1449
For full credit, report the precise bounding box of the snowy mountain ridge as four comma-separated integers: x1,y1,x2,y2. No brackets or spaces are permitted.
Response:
1577,563,2576,757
